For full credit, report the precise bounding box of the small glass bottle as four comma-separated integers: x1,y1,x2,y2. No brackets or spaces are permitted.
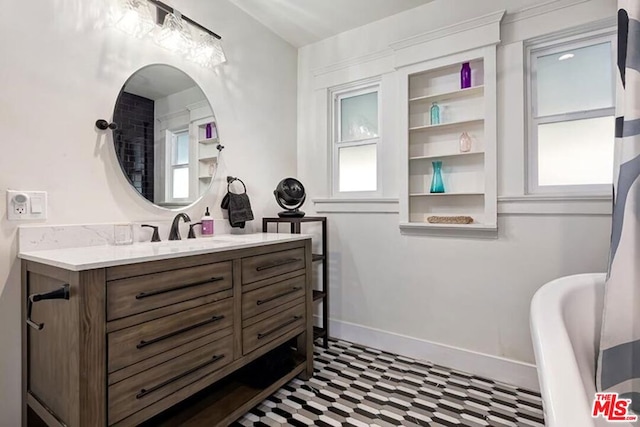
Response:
430,161,445,193
460,62,471,89
205,123,213,139
459,131,472,152
430,102,440,125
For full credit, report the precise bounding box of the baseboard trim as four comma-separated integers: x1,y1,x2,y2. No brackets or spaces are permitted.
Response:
325,317,540,392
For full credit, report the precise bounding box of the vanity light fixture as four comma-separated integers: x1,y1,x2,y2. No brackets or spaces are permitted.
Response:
189,33,226,69
154,9,192,54
114,0,156,38
113,0,226,69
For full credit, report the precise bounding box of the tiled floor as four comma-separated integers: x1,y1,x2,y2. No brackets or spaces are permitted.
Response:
234,339,545,427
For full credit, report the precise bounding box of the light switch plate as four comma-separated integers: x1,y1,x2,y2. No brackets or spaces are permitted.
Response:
7,190,47,221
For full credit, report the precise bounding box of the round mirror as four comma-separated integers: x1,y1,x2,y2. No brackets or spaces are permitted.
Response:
112,64,219,209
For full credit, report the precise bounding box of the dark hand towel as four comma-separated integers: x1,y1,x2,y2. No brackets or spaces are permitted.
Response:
227,192,254,228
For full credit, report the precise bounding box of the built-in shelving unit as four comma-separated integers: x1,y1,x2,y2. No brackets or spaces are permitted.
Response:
196,121,219,193
262,217,329,349
398,47,498,234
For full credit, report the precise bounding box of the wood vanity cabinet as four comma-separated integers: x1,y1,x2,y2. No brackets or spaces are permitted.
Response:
22,239,313,427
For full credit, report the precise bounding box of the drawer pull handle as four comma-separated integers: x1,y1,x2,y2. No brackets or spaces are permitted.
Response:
256,287,302,306
135,276,224,300
255,258,301,272
257,315,302,340
135,354,225,399
136,315,225,349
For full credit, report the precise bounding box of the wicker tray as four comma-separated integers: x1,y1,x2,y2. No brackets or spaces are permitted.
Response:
427,215,474,224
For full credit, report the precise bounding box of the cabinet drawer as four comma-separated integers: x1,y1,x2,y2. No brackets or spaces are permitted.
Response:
243,303,305,355
241,248,305,284
107,261,232,320
242,275,305,320
108,333,233,425
108,297,233,373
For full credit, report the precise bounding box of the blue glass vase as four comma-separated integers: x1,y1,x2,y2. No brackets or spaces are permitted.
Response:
430,102,440,125
430,161,445,193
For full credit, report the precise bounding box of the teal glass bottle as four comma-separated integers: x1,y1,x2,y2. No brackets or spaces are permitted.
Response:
430,161,445,193
430,102,440,125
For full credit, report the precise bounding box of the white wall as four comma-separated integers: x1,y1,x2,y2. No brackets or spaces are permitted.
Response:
0,0,297,424
298,0,616,385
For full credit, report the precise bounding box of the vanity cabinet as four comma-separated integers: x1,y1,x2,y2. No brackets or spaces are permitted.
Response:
22,238,313,427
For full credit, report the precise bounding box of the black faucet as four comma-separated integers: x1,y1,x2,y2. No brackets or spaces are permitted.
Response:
169,213,191,240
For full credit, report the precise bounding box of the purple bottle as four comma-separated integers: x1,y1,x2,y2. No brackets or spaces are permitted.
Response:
460,62,471,89
205,123,213,139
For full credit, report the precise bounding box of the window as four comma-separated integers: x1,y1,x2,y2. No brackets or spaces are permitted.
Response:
331,82,380,196
527,30,616,194
168,129,190,200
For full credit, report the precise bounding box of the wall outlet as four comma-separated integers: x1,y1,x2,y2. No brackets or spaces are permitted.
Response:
7,190,47,221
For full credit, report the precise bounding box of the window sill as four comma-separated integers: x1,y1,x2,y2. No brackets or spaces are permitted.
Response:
312,198,399,213
497,195,612,215
312,195,611,215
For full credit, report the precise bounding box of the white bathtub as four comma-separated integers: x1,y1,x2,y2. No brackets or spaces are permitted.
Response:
530,273,634,427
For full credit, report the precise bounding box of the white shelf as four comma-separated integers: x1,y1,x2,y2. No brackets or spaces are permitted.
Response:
199,138,219,145
199,175,212,180
399,221,498,238
409,85,484,104
409,151,484,160
409,118,484,132
401,221,494,230
198,155,217,161
409,192,484,197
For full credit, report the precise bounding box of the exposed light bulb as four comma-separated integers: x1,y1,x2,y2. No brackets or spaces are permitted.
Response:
559,53,575,61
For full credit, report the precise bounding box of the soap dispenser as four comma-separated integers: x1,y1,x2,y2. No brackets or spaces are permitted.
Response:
201,207,214,236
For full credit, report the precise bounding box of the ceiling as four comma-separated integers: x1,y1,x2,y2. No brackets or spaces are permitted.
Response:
124,65,197,100
228,0,435,47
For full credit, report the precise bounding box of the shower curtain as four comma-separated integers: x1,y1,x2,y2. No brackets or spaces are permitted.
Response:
596,0,640,410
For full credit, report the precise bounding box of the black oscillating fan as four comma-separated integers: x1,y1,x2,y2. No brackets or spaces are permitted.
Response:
273,178,306,218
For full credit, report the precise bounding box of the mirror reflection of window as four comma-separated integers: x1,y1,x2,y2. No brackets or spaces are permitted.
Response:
170,130,190,200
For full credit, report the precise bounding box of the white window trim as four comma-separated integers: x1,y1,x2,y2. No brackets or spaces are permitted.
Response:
329,78,382,198
525,28,616,196
165,128,191,203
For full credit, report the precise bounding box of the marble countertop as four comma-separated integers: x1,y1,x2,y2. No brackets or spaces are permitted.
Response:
18,233,312,271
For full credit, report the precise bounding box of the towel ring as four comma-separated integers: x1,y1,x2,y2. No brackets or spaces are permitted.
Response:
226,176,247,194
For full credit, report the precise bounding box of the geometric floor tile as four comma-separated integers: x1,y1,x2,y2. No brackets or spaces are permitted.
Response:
233,339,545,427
